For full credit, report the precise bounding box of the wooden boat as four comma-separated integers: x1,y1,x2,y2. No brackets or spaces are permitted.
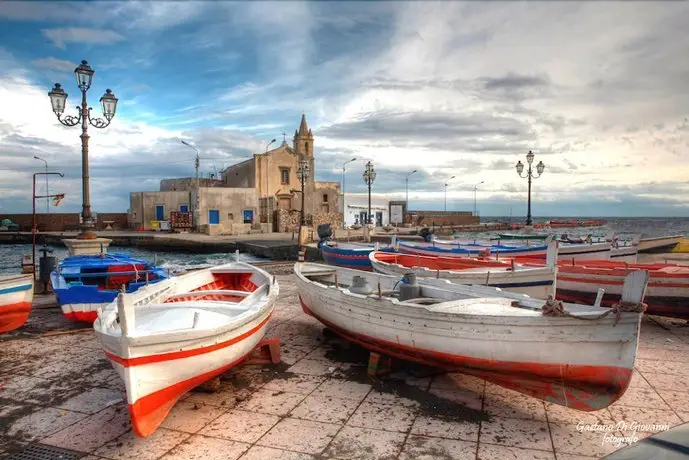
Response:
52,254,169,323
495,233,549,240
638,235,683,253
319,239,395,271
295,262,648,411
0,274,34,333
94,262,278,437
369,242,558,298
516,258,689,320
398,239,549,259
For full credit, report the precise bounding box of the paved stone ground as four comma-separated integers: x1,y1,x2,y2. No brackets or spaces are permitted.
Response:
2,274,689,460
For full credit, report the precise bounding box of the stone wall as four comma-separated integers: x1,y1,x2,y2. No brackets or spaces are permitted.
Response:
96,213,128,230
0,213,80,232
274,208,300,233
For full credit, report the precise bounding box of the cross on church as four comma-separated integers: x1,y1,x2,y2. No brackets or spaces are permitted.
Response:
282,132,286,142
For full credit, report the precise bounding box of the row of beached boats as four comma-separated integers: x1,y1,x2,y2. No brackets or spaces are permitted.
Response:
0,229,684,439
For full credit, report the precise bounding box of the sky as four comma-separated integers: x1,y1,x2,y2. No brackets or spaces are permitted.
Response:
0,1,688,218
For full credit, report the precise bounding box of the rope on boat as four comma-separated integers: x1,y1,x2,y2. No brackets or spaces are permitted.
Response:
540,296,647,325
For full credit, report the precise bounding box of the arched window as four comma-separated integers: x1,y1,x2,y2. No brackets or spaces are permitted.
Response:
305,142,309,154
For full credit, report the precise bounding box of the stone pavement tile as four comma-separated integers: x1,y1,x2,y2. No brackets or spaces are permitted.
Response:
235,388,306,416
642,372,686,391
628,370,651,388
484,392,547,421
185,385,239,408
637,347,689,362
0,375,51,399
287,359,337,376
655,389,689,408
430,372,485,393
477,444,556,460
480,416,551,451
314,378,372,401
8,407,88,442
239,445,316,460
94,428,190,460
56,388,124,414
262,374,325,394
428,387,483,411
285,333,326,350
384,373,431,390
160,401,227,433
279,346,310,365
545,403,614,425
555,455,598,460
257,418,339,455
42,404,131,453
323,426,406,460
290,393,360,424
614,386,671,410
678,412,689,422
16,379,76,405
608,405,683,433
635,359,689,377
160,434,249,460
399,435,476,460
549,422,623,458
363,388,420,409
410,414,480,442
199,409,279,444
347,400,416,433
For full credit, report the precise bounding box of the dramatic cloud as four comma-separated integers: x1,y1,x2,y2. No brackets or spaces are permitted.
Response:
0,1,688,216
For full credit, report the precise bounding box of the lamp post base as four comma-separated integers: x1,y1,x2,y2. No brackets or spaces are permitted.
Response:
63,237,112,256
76,229,98,240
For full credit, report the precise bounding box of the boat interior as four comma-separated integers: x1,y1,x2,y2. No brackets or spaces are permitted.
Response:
372,251,514,272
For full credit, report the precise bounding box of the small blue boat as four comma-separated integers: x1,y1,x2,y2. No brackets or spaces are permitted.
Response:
51,253,169,323
319,240,397,271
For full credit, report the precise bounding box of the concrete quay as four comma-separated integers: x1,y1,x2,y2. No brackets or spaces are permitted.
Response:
2,265,689,460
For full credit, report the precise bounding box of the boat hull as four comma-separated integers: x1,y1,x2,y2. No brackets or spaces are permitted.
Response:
610,246,638,263
638,235,683,253
398,243,547,259
295,263,641,411
0,275,34,333
319,241,380,271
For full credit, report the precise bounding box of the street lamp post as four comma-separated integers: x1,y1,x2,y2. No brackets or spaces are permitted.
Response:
32,172,64,280
362,161,376,225
342,158,357,229
33,156,49,215
297,159,310,227
473,181,484,217
406,169,417,211
48,60,118,240
516,150,545,226
181,140,200,231
444,175,455,212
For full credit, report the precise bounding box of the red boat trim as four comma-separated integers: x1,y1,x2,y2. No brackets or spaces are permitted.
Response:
0,301,32,333
105,313,271,367
299,296,632,411
129,346,257,437
64,310,98,323
558,275,688,288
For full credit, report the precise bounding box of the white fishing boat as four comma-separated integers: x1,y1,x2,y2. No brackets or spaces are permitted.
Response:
369,242,558,299
557,241,611,262
295,262,648,411
638,235,683,253
94,262,278,437
0,274,34,333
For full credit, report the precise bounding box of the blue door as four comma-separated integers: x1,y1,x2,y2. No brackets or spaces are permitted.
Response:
155,205,164,221
243,210,253,223
180,205,189,213
209,209,220,224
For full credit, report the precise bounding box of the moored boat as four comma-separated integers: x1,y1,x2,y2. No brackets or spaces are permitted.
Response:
94,262,278,437
318,238,396,271
295,262,648,411
398,239,549,259
517,258,689,320
0,274,34,333
51,254,169,323
369,242,558,298
638,235,683,253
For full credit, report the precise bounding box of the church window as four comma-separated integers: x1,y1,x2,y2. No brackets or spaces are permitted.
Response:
280,167,290,185
305,142,309,154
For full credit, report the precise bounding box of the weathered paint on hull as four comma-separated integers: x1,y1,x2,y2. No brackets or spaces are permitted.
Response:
0,301,32,333
557,289,689,321
300,298,630,411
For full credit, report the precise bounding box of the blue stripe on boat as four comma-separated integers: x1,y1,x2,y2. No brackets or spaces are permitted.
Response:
0,284,32,295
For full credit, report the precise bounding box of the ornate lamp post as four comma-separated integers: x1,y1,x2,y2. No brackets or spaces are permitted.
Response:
341,157,357,229
473,180,484,217
444,175,455,211
516,150,545,226
362,161,376,225
48,60,118,240
297,159,310,226
406,169,417,209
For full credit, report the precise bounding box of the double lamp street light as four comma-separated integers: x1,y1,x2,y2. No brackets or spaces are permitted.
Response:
516,150,545,226
48,60,118,240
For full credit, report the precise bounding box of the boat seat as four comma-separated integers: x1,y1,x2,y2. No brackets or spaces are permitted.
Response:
146,300,252,311
165,289,251,302
426,297,540,316
134,306,247,333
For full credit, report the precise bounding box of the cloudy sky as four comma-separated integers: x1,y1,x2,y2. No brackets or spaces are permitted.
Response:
1,1,688,218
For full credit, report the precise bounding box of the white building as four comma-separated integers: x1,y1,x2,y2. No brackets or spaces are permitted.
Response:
342,195,390,227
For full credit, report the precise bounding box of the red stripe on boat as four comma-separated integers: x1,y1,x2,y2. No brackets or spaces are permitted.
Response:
128,346,257,437
105,313,271,367
64,310,98,323
299,296,632,411
0,301,32,333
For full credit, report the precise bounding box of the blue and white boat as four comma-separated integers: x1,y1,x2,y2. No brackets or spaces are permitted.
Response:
397,239,550,259
51,253,169,323
319,238,398,271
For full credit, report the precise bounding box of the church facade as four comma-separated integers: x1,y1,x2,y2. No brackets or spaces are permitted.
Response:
129,114,341,234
